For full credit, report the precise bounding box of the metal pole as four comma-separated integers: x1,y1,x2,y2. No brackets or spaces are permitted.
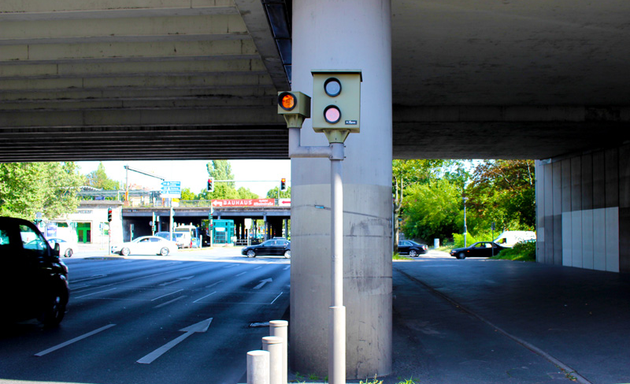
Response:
329,142,345,384
463,196,468,247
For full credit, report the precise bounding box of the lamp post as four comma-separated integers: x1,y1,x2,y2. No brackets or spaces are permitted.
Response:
463,196,468,247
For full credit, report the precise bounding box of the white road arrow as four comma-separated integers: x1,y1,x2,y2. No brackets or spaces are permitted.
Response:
253,278,273,290
136,317,213,364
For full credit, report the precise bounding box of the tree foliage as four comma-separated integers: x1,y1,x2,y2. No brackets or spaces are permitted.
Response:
85,162,120,190
266,186,291,199
0,162,84,220
198,160,258,199
393,159,466,245
466,160,536,232
396,159,535,244
401,178,462,243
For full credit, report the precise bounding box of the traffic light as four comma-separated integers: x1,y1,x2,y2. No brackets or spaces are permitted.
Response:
107,207,112,222
277,91,311,128
277,91,311,117
207,177,214,193
312,70,362,142
280,178,287,191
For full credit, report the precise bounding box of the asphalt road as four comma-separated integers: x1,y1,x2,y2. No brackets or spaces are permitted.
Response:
0,249,290,384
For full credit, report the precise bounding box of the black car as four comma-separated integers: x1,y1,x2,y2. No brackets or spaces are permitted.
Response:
450,241,507,259
398,240,428,256
0,217,69,327
242,238,291,258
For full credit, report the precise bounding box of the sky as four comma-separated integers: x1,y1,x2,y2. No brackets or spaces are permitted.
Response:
76,160,291,198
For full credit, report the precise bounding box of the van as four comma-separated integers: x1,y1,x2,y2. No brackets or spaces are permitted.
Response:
493,231,536,247
1,217,69,327
155,231,188,249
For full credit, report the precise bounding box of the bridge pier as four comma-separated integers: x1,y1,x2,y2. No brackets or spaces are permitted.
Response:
289,0,393,379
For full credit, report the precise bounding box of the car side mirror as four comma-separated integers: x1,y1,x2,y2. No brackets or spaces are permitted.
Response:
52,243,61,257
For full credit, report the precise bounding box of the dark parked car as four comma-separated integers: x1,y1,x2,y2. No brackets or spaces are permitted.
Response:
0,217,69,327
242,238,291,258
450,241,507,259
398,240,428,256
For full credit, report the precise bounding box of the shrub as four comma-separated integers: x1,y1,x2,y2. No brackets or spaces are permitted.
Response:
492,240,536,261
452,232,477,248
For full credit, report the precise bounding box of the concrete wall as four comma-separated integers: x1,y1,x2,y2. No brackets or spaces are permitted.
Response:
536,143,630,272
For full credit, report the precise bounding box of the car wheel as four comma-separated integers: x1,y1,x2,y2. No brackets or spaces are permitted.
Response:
409,249,417,257
39,287,68,328
457,252,466,259
284,250,291,259
65,248,73,257
121,247,130,256
247,250,256,258
160,247,169,256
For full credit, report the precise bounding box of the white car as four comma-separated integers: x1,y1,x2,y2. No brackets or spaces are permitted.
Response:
111,236,178,256
47,237,77,258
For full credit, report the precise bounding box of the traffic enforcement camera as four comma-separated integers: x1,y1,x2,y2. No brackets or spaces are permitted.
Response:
312,70,362,142
277,91,311,128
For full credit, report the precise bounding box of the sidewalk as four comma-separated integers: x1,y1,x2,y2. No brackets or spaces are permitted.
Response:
387,258,630,384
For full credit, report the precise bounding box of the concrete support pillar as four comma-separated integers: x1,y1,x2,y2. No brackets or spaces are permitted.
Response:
290,0,393,379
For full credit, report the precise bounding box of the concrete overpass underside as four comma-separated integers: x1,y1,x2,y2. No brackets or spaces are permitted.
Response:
1,0,628,162
3,0,630,380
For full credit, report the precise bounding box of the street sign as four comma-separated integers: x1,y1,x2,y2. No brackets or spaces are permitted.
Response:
161,181,181,198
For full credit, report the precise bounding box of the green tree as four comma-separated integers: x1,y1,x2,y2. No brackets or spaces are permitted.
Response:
266,186,291,199
237,187,259,199
0,162,84,220
208,160,235,188
466,160,536,232
180,187,196,200
401,178,462,243
392,159,462,249
197,160,257,199
85,162,120,190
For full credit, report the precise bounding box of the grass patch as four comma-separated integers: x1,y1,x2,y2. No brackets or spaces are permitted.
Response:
490,241,536,262
393,252,412,260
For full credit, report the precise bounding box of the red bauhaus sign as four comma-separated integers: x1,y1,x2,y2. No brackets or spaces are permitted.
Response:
211,199,276,207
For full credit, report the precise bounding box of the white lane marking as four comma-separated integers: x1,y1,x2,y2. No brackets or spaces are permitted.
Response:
159,276,194,286
270,292,284,305
35,324,116,357
72,274,107,283
193,291,217,303
151,289,184,301
136,318,213,364
236,271,247,277
154,295,187,309
74,288,117,299
206,280,224,288
253,278,273,290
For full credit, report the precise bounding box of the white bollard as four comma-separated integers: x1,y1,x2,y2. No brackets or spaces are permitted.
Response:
262,336,283,384
247,350,270,384
270,320,288,384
